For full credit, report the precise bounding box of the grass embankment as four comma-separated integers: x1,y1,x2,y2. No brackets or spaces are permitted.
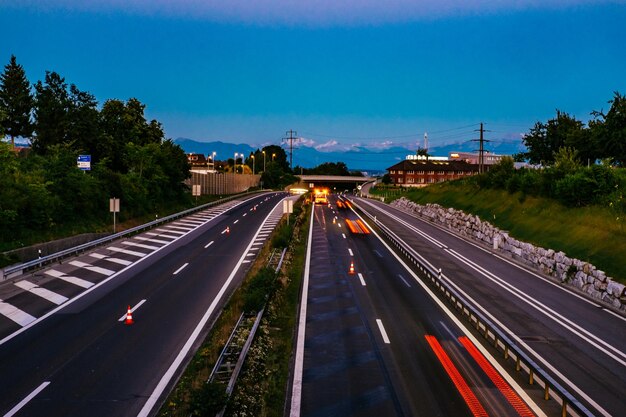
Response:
372,183,626,283
158,198,310,417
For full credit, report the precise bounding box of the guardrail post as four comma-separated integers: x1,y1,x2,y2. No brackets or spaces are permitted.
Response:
544,383,550,400
561,400,568,417
504,345,509,359
516,357,521,371
438,268,442,280
529,369,534,385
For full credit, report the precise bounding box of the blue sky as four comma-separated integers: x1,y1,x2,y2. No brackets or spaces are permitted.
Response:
1,1,625,152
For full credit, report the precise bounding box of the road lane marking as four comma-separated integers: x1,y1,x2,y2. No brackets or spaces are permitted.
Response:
14,281,68,305
4,381,50,417
376,319,391,344
69,260,115,276
425,335,488,417
397,274,411,287
118,299,147,321
204,241,214,249
123,241,160,250
133,236,171,245
446,247,626,366
0,300,36,327
173,263,189,275
357,273,366,286
243,213,247,217
342,233,346,239
45,269,93,289
233,219,239,224
348,248,353,256
89,253,133,266
164,225,193,231
374,250,383,258
603,308,626,322
155,228,186,235
106,246,147,257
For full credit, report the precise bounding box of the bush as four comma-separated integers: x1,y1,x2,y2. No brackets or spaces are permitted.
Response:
188,382,228,417
555,172,597,206
243,267,277,313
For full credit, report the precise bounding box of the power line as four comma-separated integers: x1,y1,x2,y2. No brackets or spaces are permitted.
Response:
282,129,299,169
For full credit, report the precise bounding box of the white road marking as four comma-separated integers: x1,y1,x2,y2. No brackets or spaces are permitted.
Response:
603,308,626,322
243,213,247,217
243,260,251,263
106,246,147,257
348,248,353,256
89,253,133,266
357,273,366,286
233,219,239,224
376,319,391,344
342,233,346,239
246,253,255,257
4,381,50,417
45,269,93,289
204,241,214,249
133,236,171,245
155,228,185,235
397,274,411,287
118,299,147,321
15,281,68,305
123,241,160,250
373,250,383,258
173,263,189,275
69,260,114,276
164,225,193,231
0,300,36,327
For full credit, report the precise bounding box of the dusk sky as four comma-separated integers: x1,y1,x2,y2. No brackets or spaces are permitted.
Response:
1,0,625,152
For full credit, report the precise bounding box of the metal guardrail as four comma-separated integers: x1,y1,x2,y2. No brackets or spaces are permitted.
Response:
2,191,265,280
351,199,595,417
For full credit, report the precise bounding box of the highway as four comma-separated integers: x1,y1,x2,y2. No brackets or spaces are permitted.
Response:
350,196,626,417
0,192,288,417
290,198,544,417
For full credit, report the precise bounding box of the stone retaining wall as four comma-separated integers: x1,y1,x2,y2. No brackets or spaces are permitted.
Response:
390,197,626,312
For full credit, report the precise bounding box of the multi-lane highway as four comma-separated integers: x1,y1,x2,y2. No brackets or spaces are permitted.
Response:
0,192,288,417
290,198,545,417
349,196,626,417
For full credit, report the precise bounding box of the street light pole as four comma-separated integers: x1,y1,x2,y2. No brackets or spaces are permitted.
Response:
251,155,255,176
262,150,266,172
234,152,238,174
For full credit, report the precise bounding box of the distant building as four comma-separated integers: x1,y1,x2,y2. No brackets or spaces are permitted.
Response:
448,151,506,165
187,153,208,168
386,159,479,187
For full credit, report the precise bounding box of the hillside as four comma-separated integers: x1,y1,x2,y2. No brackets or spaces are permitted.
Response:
373,181,626,283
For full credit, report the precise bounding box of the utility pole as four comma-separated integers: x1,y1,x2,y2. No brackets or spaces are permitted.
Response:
283,129,299,170
471,122,491,174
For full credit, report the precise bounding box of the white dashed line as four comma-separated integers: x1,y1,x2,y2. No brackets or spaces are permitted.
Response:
348,248,353,256
397,274,411,288
233,220,239,224
118,299,147,321
357,273,366,286
204,241,214,249
376,319,391,344
173,263,189,275
342,233,346,239
4,381,50,417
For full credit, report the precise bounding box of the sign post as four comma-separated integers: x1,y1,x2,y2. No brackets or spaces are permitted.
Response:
283,199,293,225
77,155,91,171
192,184,201,204
110,198,120,233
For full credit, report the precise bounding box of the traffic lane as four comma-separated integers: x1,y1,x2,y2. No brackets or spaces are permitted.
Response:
353,198,626,416
343,224,529,417
0,198,272,416
300,204,401,417
356,197,626,349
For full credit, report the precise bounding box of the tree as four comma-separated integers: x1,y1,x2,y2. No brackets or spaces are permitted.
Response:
0,55,34,147
592,91,626,166
522,111,584,165
33,71,71,154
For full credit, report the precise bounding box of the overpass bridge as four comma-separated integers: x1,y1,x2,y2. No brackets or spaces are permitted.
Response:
290,174,377,194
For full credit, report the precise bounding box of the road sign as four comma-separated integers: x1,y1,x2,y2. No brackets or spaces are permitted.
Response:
77,155,91,171
109,198,120,233
192,185,201,196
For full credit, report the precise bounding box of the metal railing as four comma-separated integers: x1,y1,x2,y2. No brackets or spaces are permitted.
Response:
351,199,595,417
2,191,266,280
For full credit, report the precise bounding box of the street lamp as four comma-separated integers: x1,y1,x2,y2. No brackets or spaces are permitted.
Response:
212,151,216,171
234,152,238,174
262,150,266,172
272,153,276,162
251,155,255,176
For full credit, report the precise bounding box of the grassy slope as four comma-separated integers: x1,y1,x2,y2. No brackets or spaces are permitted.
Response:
374,182,626,283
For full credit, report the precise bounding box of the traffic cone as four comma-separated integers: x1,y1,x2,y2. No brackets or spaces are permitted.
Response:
333,217,336,224
226,226,230,234
349,260,355,275
125,305,134,325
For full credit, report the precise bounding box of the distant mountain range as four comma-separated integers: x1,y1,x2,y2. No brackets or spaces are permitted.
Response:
173,137,526,174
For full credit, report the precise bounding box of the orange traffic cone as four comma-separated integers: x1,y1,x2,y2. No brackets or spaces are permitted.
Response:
349,260,355,275
125,305,134,325
226,226,230,234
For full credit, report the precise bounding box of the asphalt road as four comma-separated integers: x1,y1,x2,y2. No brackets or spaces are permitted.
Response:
351,196,626,417
292,198,543,417
0,192,288,417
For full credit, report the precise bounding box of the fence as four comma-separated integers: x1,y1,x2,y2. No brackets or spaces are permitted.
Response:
187,171,261,195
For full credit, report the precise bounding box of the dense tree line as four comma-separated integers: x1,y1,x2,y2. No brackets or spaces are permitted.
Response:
519,91,626,166
0,55,190,246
